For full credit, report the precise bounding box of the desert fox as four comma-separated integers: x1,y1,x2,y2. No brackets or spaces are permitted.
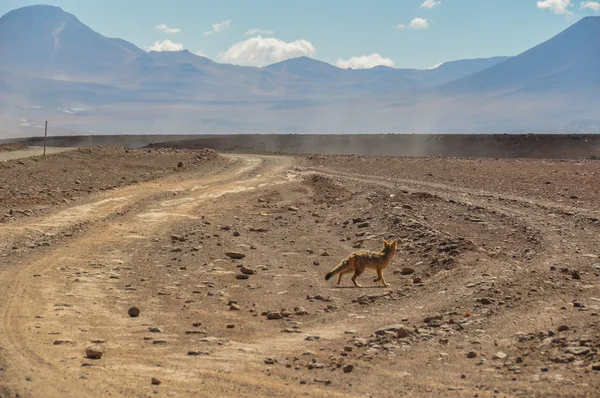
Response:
325,239,397,287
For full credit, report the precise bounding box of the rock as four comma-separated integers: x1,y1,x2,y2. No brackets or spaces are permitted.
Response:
266,311,283,320
413,277,422,284
233,231,240,237
343,364,354,373
53,339,74,345
294,306,308,315
151,377,161,385
90,339,105,344
240,266,256,275
313,260,320,266
321,251,330,257
493,352,507,360
571,271,581,280
591,363,600,371
288,206,300,212
152,340,168,345
352,217,365,223
128,306,140,317
565,347,590,356
85,347,103,359
229,303,241,311
396,328,411,339
399,267,415,275
225,251,245,259
235,274,249,280
557,325,570,332
177,161,184,168
264,357,276,365
305,336,320,341
148,327,162,333
357,222,370,228
479,298,493,305
466,351,478,359
226,324,235,329
170,234,186,242
375,324,411,337
188,351,209,356
402,204,413,210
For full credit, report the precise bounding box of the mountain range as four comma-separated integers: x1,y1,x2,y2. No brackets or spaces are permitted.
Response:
0,4,599,136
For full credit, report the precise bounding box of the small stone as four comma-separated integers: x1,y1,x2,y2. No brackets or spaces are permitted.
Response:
313,260,320,266
266,312,283,320
591,363,600,371
466,351,478,359
557,325,570,332
148,327,162,333
85,347,103,359
479,298,493,305
357,222,370,228
321,251,330,257
343,364,354,373
229,303,241,311
493,352,507,360
128,306,140,317
288,206,300,212
400,267,415,275
233,231,240,237
264,357,276,365
294,306,308,315
53,339,74,345
240,266,256,275
151,377,161,385
235,274,249,280
413,277,422,284
225,251,245,259
177,161,184,168
226,324,235,329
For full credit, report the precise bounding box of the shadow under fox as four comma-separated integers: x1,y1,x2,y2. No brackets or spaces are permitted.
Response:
325,239,397,287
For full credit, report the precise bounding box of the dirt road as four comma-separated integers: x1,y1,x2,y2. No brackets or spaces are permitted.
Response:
1,152,599,397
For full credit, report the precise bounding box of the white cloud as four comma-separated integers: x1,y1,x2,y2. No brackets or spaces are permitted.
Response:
217,35,316,67
245,28,275,36
335,54,395,69
195,50,206,57
204,20,231,36
581,1,600,11
421,0,441,8
536,0,573,15
155,24,181,34
396,24,406,29
408,18,429,29
145,39,184,52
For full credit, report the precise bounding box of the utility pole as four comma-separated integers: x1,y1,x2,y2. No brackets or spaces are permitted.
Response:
43,121,48,157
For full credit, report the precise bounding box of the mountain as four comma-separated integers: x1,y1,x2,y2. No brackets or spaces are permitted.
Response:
439,16,600,96
0,5,598,136
0,5,142,79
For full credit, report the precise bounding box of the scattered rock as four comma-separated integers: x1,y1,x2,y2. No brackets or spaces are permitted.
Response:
479,298,493,305
288,206,300,212
264,357,276,365
466,351,478,359
357,222,370,228
229,303,241,311
557,325,570,332
343,364,354,373
399,267,415,275
53,339,74,345
493,352,507,360
266,311,283,320
127,306,140,318
240,266,256,275
235,274,249,280
85,347,104,359
225,251,246,259
151,377,161,385
188,351,210,356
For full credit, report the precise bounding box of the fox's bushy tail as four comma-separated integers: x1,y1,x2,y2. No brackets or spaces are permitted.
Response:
325,259,350,281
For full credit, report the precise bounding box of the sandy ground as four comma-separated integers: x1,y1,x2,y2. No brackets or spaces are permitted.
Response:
0,149,599,398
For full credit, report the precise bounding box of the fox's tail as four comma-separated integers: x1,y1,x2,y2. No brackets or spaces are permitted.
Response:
325,259,351,281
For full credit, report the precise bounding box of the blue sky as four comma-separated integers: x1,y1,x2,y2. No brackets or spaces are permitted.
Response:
2,0,599,69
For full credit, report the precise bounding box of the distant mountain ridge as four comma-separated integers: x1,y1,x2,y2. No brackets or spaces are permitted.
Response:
0,4,598,135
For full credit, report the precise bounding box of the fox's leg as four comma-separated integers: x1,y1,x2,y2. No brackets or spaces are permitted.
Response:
373,272,381,283
337,270,345,285
377,269,390,287
351,268,365,287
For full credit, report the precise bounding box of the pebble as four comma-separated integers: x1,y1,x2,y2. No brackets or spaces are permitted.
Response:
400,267,415,275
557,325,570,332
85,347,104,359
128,306,140,318
266,311,283,320
343,364,354,373
466,351,478,358
151,377,161,385
225,251,245,259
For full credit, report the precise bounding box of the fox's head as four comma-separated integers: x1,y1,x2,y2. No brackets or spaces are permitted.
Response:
383,238,397,254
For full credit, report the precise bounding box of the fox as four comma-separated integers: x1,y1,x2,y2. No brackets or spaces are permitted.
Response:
325,239,398,287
